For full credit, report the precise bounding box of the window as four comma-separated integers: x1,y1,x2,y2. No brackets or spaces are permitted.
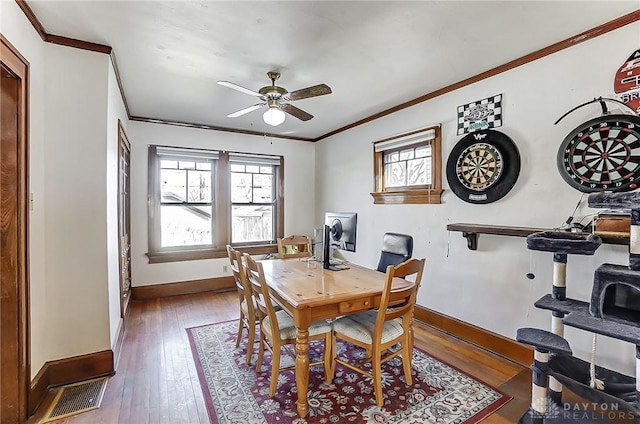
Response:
384,144,432,188
371,125,442,204
148,146,283,263
159,153,214,248
229,154,277,244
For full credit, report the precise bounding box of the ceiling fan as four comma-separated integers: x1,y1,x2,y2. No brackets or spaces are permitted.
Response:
217,72,332,126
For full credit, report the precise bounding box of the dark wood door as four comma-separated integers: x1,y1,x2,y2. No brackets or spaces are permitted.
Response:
118,122,131,317
1,36,29,423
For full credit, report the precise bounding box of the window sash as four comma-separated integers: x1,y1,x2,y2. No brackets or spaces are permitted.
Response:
381,140,434,190
231,204,275,244
150,146,216,252
230,161,277,243
160,165,213,204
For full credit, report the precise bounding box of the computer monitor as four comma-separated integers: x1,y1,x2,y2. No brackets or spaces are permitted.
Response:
324,212,357,252
322,224,332,269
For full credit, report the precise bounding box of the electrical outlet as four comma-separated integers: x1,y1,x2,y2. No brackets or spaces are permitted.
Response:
223,265,229,273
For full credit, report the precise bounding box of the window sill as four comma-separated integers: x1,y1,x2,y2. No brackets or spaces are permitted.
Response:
146,244,278,264
370,189,443,205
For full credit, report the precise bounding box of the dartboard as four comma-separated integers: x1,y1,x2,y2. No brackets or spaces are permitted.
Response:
556,114,640,193
456,143,504,190
446,129,521,204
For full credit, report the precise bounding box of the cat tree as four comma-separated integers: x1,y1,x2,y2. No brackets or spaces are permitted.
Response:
517,192,640,423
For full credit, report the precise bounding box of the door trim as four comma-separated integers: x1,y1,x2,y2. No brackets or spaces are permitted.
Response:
117,120,131,318
1,34,30,421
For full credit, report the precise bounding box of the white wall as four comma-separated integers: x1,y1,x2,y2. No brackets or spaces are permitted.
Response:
128,122,316,286
43,44,112,359
106,60,129,348
1,0,48,378
316,22,640,375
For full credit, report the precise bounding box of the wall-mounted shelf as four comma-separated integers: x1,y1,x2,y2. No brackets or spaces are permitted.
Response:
446,223,629,250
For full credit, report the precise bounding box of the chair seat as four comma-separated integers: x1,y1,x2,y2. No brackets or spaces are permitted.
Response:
333,310,404,345
263,310,332,341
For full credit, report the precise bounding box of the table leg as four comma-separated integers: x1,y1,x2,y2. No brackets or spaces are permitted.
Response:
295,327,310,418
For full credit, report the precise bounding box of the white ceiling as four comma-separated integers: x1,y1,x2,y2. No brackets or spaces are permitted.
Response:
26,1,639,140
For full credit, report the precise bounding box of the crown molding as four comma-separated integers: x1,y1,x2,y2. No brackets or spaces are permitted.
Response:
16,1,640,142
14,0,46,41
15,1,111,54
313,9,640,142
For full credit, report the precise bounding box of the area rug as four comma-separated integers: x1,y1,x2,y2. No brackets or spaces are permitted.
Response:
187,320,511,424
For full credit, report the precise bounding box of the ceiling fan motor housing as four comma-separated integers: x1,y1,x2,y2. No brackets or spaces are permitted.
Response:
259,71,287,99
259,85,287,99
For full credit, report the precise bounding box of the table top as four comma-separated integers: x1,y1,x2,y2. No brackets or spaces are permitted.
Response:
259,258,413,310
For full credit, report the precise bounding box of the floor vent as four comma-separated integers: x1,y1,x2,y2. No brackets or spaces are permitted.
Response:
41,377,108,422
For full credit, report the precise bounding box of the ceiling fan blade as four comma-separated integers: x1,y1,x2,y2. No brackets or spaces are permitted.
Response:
281,103,313,121
227,104,263,118
218,81,263,98
286,84,332,101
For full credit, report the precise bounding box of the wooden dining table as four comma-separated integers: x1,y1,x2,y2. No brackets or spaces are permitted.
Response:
259,258,413,418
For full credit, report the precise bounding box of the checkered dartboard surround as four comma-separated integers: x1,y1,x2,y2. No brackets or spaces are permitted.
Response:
457,94,503,135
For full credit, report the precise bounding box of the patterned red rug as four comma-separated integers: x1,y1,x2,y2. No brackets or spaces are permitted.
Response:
187,320,511,424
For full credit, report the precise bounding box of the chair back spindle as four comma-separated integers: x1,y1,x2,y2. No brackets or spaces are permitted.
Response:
227,245,260,364
243,253,279,338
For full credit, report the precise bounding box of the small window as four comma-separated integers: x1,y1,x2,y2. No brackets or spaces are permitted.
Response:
371,125,442,204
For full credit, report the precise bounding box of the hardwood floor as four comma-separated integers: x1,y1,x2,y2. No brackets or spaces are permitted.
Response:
27,291,531,423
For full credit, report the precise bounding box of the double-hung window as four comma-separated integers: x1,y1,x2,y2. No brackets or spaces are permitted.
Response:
371,125,443,204
147,146,283,263
153,147,217,250
229,153,279,244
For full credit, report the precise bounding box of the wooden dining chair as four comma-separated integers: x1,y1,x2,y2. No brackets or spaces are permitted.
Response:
276,235,312,259
227,245,259,364
329,257,426,407
242,252,333,397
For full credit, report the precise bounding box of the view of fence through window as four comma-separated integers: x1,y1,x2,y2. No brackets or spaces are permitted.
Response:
230,163,274,243
160,159,213,247
384,144,431,187
159,158,275,248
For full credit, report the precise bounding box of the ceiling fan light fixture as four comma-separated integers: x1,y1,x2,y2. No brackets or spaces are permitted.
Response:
263,106,285,126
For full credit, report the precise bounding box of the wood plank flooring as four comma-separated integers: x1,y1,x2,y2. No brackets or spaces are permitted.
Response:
27,291,531,423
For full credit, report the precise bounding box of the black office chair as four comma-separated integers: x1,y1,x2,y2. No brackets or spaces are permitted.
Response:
376,233,413,273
